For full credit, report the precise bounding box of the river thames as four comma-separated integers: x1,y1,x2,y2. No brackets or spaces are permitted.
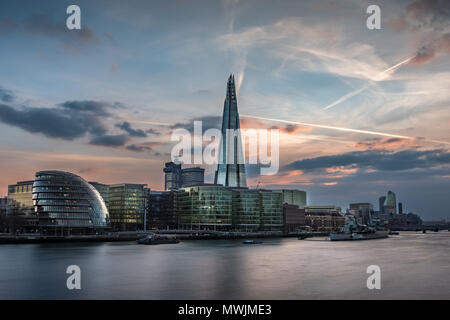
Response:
0,232,449,299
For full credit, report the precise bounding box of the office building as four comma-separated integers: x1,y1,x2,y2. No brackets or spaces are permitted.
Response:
304,205,345,231
378,196,386,214
175,185,283,231
385,190,397,214
283,204,306,233
32,171,109,234
163,162,182,190
398,202,403,215
7,180,37,232
147,191,176,230
279,189,307,208
109,183,147,231
349,203,373,225
175,185,233,231
181,167,205,187
232,188,261,232
215,74,247,188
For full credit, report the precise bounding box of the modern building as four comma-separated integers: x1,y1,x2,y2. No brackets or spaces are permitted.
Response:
304,205,344,232
175,185,233,231
349,203,373,225
32,171,109,234
89,182,110,210
232,188,261,232
175,185,283,232
283,204,306,233
398,202,403,215
215,74,247,188
278,189,307,208
378,196,386,214
0,197,9,233
7,180,37,232
259,189,283,231
385,190,397,214
163,162,182,190
109,183,147,231
181,167,205,187
147,191,176,230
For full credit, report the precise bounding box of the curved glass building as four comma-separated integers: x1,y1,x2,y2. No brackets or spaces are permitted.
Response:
32,171,109,234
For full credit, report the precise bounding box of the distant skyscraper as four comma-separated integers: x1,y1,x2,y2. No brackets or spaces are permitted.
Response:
378,196,386,214
215,74,247,187
398,202,403,215
385,190,397,214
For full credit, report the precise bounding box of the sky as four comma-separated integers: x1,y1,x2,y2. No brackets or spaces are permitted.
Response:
0,0,449,219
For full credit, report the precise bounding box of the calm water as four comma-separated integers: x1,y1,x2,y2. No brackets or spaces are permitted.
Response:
0,232,449,299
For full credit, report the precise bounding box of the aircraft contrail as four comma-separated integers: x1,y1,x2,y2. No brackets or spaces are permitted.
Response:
241,114,450,146
322,56,414,111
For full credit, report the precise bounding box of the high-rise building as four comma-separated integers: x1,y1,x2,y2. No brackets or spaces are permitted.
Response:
398,202,403,215
214,74,247,188
109,184,147,231
32,171,109,234
181,167,205,187
278,189,307,208
7,180,37,232
163,162,182,190
385,190,397,214
378,196,386,214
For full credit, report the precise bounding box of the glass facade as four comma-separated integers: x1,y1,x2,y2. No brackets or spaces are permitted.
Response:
215,74,247,188
32,171,109,234
109,184,147,231
176,186,232,230
232,188,260,231
147,191,176,230
175,186,283,232
259,190,283,231
278,189,307,208
7,181,37,232
89,182,110,211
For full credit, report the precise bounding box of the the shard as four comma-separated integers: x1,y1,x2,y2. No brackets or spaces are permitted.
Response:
214,74,247,187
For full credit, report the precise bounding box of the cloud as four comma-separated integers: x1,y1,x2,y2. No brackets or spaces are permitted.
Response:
26,14,98,45
116,121,147,137
0,87,13,102
125,141,163,152
59,100,115,117
89,134,129,147
355,137,418,150
390,0,450,66
145,128,161,136
283,148,450,173
219,17,389,81
0,103,108,140
126,144,152,152
170,115,221,132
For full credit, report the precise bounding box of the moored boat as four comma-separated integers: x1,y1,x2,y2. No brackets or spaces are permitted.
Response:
137,234,179,245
